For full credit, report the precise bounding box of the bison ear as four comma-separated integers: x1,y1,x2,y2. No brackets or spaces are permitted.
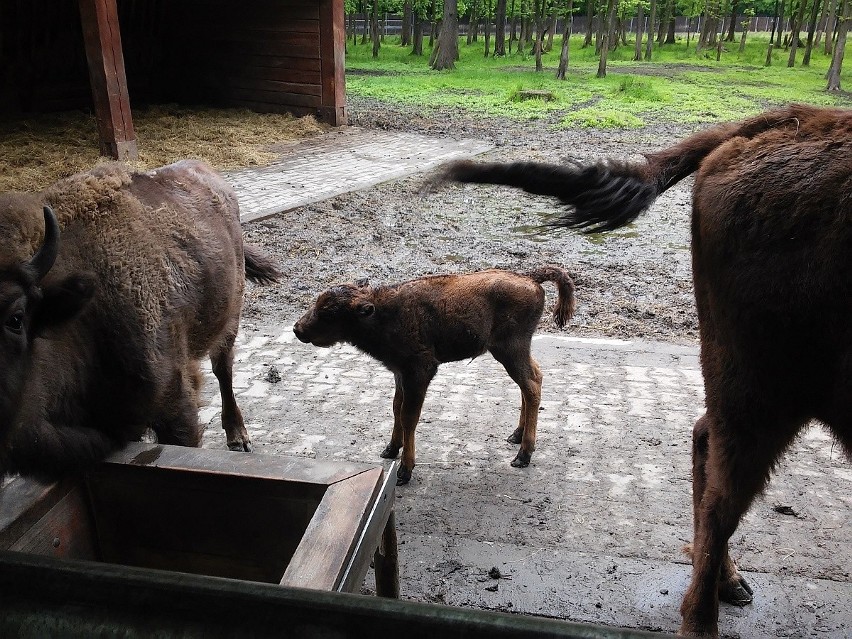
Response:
356,302,375,318
30,274,96,336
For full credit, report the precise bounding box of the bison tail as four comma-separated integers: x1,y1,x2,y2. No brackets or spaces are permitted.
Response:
524,266,576,329
438,159,657,233
244,244,281,285
439,104,817,234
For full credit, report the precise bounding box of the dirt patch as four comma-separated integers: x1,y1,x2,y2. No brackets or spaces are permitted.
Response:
242,95,701,345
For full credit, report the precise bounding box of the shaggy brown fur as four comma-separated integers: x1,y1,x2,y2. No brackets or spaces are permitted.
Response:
439,104,852,638
0,160,280,479
293,267,576,485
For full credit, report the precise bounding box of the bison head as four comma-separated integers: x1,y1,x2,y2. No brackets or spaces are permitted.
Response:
293,283,375,348
1,207,95,426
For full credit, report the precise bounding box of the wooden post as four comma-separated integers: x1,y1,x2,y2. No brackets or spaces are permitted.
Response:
319,0,347,125
78,0,138,160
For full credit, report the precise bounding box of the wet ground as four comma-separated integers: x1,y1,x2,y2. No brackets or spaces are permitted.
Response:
210,98,851,638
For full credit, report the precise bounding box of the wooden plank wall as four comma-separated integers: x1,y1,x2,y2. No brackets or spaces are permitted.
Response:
0,0,346,125
160,0,346,124
0,0,90,112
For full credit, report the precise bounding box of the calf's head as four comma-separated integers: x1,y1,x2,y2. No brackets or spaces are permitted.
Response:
1,207,95,424
293,283,374,347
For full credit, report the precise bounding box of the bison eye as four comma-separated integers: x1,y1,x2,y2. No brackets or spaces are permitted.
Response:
5,312,24,334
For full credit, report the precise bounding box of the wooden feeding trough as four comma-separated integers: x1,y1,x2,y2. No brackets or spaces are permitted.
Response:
0,442,398,596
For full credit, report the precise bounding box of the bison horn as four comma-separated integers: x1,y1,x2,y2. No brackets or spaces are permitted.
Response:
29,206,60,281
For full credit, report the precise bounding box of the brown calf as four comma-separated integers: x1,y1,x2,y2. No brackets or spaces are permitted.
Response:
293,267,576,485
439,104,852,638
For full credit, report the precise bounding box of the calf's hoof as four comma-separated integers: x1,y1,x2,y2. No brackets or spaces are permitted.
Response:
506,427,523,445
396,466,412,486
380,443,401,459
228,439,253,452
720,574,753,606
510,450,531,468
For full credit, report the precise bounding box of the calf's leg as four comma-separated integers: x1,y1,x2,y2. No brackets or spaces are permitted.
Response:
395,368,436,486
210,330,252,452
491,343,543,468
380,373,405,459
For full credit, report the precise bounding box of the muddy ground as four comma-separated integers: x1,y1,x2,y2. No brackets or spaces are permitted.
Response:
241,96,699,344
223,97,851,638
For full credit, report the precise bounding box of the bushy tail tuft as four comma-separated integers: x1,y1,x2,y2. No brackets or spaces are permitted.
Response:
439,104,827,233
523,266,576,328
244,244,281,285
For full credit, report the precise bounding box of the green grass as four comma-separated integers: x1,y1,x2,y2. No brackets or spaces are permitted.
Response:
345,33,852,128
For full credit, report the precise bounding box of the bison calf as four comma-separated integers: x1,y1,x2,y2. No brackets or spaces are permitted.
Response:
293,267,576,485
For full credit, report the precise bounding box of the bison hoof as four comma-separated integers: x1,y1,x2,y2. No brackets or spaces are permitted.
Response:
380,444,401,459
720,575,754,606
228,440,252,452
511,450,531,468
506,428,523,445
396,467,412,485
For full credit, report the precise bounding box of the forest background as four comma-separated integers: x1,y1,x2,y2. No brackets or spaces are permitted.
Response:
344,0,852,97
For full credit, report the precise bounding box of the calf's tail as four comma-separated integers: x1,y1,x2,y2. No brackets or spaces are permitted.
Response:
439,104,822,233
524,266,576,329
244,244,281,285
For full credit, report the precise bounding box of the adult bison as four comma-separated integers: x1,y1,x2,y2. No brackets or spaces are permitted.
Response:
439,103,852,638
0,160,279,479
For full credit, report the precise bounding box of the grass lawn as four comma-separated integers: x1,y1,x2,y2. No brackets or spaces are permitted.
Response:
346,34,852,127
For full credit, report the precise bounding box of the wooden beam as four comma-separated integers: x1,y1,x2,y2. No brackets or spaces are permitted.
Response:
319,0,347,125
78,0,138,160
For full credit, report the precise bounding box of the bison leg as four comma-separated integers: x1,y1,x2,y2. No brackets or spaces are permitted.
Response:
680,411,799,638
380,374,404,460
688,415,753,607
492,345,542,468
395,368,435,486
210,331,251,452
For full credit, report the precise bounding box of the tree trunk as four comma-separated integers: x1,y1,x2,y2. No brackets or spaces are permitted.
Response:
824,0,838,52
430,0,438,46
803,0,822,63
412,8,425,54
788,0,808,64
401,2,412,46
634,2,645,59
361,0,369,43
815,0,832,45
495,0,507,54
583,0,595,47
739,16,749,51
658,0,674,42
666,16,676,42
645,0,658,58
371,0,380,57
827,0,850,88
546,10,558,50
467,3,477,44
432,0,459,68
597,0,617,76
485,0,493,55
556,0,574,78
725,0,739,40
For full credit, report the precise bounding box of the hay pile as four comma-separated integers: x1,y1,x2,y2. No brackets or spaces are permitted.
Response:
0,104,328,193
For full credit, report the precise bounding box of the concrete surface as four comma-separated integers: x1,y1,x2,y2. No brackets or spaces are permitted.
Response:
213,128,852,638
225,126,493,222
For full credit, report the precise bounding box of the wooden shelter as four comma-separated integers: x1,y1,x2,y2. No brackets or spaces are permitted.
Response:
0,0,347,161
